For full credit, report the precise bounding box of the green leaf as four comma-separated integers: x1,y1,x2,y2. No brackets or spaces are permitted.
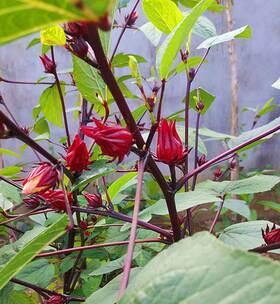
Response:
139,22,163,47
256,200,280,213
26,37,41,49
272,78,280,89
121,232,280,303
199,127,234,141
15,259,55,290
189,87,215,115
196,175,280,196
0,214,68,290
82,0,115,17
179,0,224,13
128,56,142,86
39,84,64,127
0,181,21,204
0,166,22,177
191,14,216,39
33,117,50,135
112,53,146,68
72,160,116,191
139,190,221,222
257,98,278,117
0,0,84,45
108,172,137,202
198,25,252,49
73,55,106,104
219,220,277,251
119,0,131,8
168,56,207,77
156,0,215,79
40,24,66,46
0,148,19,158
220,199,250,219
142,0,183,34
0,284,33,304
228,116,280,151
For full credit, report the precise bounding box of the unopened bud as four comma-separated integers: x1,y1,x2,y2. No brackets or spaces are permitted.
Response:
64,22,88,37
39,55,56,74
197,154,206,166
65,37,88,58
181,51,188,63
188,68,195,81
79,221,88,230
213,167,222,180
230,158,237,170
146,96,155,112
125,11,138,26
84,192,103,208
196,101,205,112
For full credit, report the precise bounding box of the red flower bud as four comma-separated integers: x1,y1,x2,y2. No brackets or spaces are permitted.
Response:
64,22,88,37
213,167,222,180
41,189,73,211
84,192,102,208
66,134,90,173
125,11,138,26
197,154,206,166
230,158,237,170
23,197,41,209
81,119,134,162
196,101,205,112
44,295,64,304
79,220,88,230
262,224,280,245
22,163,59,195
156,119,185,165
65,37,88,58
188,68,196,81
39,55,56,74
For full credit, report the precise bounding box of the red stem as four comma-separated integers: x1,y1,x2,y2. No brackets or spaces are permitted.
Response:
37,238,168,258
209,196,225,234
176,123,280,191
118,156,147,298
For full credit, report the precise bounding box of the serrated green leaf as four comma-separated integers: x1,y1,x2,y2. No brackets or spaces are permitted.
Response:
73,55,105,104
157,0,215,79
0,214,68,290
198,25,252,49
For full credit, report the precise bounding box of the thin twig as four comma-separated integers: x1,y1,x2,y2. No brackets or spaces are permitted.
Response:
191,112,201,190
118,155,148,299
209,196,225,234
36,238,169,258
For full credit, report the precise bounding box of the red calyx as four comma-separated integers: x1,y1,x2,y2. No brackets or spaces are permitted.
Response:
84,192,103,208
44,295,64,304
22,163,59,195
39,55,56,74
125,11,138,26
197,154,207,167
262,224,280,245
41,189,73,211
65,134,90,173
65,37,88,58
213,167,222,180
156,118,185,165
80,119,134,163
64,22,88,37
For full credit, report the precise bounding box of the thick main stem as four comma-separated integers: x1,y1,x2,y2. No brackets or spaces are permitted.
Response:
85,24,181,241
118,157,146,299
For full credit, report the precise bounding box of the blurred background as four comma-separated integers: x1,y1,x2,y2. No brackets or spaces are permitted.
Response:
0,0,279,171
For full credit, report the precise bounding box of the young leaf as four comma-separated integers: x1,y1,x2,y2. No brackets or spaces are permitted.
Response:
128,56,142,87
39,84,64,127
156,0,215,79
40,25,66,46
0,148,19,158
112,53,146,68
0,214,68,290
198,25,252,49
73,56,106,104
189,87,215,115
142,0,183,34
121,232,280,303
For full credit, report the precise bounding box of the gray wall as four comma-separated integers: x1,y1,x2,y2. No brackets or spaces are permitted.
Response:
0,0,279,169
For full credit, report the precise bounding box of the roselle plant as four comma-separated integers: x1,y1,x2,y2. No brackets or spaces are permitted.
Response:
0,0,279,303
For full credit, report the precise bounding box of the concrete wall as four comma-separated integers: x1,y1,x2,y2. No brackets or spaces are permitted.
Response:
0,0,279,169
